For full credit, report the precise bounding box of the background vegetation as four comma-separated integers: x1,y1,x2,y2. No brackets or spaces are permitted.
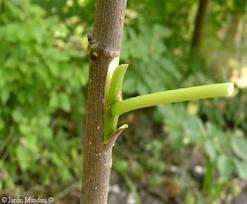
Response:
0,0,246,203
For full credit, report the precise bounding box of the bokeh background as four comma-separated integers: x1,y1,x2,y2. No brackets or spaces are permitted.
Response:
0,0,247,203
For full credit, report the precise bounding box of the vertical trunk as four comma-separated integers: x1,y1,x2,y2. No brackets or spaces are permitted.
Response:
225,15,244,46
191,0,210,52
81,1,127,204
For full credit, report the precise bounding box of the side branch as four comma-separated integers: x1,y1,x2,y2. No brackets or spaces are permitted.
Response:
111,82,234,116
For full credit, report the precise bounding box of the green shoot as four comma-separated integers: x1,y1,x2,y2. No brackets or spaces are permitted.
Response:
104,63,234,143
104,64,129,143
111,82,234,116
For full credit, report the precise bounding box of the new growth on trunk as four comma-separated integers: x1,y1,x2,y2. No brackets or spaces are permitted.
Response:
81,1,127,204
81,1,235,203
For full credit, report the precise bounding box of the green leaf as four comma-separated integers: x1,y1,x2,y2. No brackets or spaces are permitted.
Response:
204,140,217,161
114,159,129,173
80,65,89,86
0,89,10,104
0,118,4,131
60,93,71,112
231,136,247,161
217,155,234,179
12,110,23,122
19,123,31,135
16,145,32,171
153,24,172,38
47,60,60,76
50,92,59,108
234,160,247,180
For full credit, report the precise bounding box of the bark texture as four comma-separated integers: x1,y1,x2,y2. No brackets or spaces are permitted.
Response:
191,0,210,52
81,1,127,204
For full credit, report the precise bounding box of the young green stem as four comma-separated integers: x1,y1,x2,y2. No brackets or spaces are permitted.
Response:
111,82,234,116
106,64,129,105
104,64,129,143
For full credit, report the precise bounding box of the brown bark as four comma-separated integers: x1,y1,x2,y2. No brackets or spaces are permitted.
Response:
191,0,210,52
225,15,244,45
81,1,127,204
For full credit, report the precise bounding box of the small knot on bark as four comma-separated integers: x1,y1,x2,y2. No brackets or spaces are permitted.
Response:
87,31,120,60
87,32,99,59
87,32,96,43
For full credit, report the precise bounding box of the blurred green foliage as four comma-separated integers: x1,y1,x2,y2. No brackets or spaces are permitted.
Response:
122,24,182,94
0,0,247,203
0,0,87,190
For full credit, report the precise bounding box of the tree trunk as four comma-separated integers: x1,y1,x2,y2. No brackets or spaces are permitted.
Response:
81,1,127,204
191,0,210,53
225,15,244,46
